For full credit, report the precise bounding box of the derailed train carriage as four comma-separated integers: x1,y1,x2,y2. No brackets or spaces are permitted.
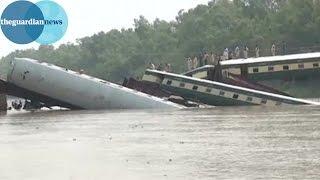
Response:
185,52,320,98
125,52,320,107
220,52,320,82
1,52,320,111
0,58,182,110
136,70,318,106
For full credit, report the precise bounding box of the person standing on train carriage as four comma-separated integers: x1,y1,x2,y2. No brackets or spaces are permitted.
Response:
255,45,260,58
163,63,170,72
230,51,235,59
210,52,217,65
223,48,229,61
167,63,172,73
199,53,204,67
148,62,156,70
282,41,287,55
203,52,210,65
243,46,249,59
235,46,240,59
186,57,192,71
193,56,198,69
271,44,276,56
156,63,162,71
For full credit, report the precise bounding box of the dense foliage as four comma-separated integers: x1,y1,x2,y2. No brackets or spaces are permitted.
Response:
2,0,320,83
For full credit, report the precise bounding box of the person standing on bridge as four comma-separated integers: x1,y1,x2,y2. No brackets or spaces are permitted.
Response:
271,44,276,56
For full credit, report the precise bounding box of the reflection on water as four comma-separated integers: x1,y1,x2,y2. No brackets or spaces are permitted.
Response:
0,106,320,179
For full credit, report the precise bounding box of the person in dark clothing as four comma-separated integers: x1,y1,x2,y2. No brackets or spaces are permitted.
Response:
199,53,204,67
282,41,287,55
243,46,249,59
213,56,223,81
156,63,162,71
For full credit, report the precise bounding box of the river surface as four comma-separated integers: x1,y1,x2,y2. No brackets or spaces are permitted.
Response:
0,106,320,180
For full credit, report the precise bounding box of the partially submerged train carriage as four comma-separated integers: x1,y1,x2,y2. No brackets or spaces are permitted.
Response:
0,58,182,110
141,70,318,106
0,60,8,111
184,52,320,98
1,52,319,111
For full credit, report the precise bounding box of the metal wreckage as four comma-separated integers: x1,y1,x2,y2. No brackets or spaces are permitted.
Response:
1,52,320,111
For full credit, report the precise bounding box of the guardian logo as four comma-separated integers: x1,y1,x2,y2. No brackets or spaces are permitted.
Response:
0,0,68,45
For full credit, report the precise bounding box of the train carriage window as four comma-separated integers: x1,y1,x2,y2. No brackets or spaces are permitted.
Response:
179,83,185,87
253,68,259,73
313,63,319,68
268,66,274,72
166,80,172,85
298,64,304,69
261,99,267,104
276,102,282,106
283,65,289,71
219,91,225,96
206,88,212,93
246,97,253,102
192,86,198,91
233,94,239,99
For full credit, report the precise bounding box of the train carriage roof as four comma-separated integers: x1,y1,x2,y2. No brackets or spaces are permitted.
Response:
220,52,320,66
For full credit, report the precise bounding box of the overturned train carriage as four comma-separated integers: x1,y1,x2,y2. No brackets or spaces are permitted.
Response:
0,58,182,110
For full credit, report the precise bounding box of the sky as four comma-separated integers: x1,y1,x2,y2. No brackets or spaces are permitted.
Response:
0,0,209,57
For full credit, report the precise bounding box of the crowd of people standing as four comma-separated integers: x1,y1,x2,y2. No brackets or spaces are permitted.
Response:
186,42,287,71
148,62,173,72
147,42,288,72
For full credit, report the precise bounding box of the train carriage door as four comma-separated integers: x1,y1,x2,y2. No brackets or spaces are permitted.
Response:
240,64,248,78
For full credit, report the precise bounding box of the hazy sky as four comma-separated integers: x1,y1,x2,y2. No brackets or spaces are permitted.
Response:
0,0,209,57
